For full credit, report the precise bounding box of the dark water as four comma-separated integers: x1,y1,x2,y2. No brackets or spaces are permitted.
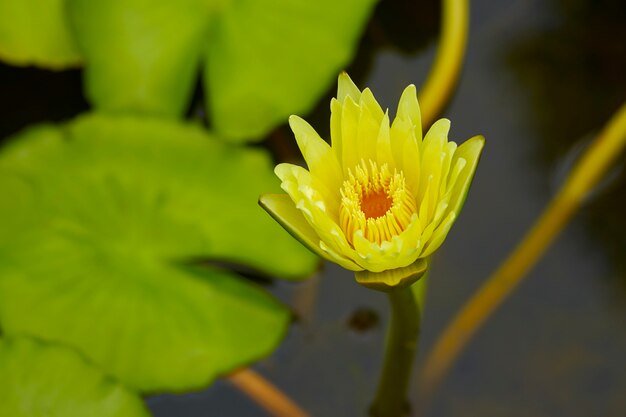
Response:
2,0,626,416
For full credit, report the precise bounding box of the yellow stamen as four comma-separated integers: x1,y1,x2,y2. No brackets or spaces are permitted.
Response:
340,160,417,245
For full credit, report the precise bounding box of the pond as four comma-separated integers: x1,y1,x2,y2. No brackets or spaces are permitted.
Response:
1,0,625,416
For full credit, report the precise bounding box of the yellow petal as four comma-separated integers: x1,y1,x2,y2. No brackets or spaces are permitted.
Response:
422,118,450,151
330,98,343,163
398,213,423,251
341,96,362,173
337,72,362,103
288,115,342,191
276,163,362,269
446,157,467,194
319,241,363,271
356,99,382,163
439,141,457,195
447,135,485,217
376,111,394,167
418,119,448,204
275,163,338,219
396,84,422,142
420,200,449,245
352,231,396,272
393,118,421,191
425,152,446,221
418,175,433,231
259,194,362,271
259,193,325,260
360,88,384,124
307,205,362,271
421,211,456,257
351,215,422,272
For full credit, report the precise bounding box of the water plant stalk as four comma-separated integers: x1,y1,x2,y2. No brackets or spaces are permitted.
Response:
370,286,421,417
418,0,469,128
228,369,310,417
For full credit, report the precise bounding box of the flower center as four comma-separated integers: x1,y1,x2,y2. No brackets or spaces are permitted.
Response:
339,160,416,245
361,190,392,219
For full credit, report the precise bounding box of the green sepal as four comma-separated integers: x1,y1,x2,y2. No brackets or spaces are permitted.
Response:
355,258,429,292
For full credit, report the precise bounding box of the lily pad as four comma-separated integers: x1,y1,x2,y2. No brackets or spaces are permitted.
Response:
204,0,378,141
0,114,316,392
67,0,376,141
67,0,211,117
0,336,149,417
0,0,81,68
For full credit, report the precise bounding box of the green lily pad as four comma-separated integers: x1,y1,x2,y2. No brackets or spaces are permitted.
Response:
0,0,81,68
204,0,378,141
67,0,376,141
0,114,316,392
0,336,149,417
67,0,211,117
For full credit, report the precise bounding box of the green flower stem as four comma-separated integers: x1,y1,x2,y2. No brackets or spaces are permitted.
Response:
370,286,421,417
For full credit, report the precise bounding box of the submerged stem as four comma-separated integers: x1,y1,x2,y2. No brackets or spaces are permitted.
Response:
228,369,310,417
370,286,421,417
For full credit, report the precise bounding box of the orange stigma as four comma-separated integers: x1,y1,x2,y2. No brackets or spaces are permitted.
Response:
361,190,392,219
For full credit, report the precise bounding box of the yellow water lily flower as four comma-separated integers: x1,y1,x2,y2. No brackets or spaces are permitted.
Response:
260,73,484,290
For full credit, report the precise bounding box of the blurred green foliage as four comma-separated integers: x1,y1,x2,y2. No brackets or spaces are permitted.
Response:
0,0,81,68
0,337,149,417
0,0,377,142
0,114,318,392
